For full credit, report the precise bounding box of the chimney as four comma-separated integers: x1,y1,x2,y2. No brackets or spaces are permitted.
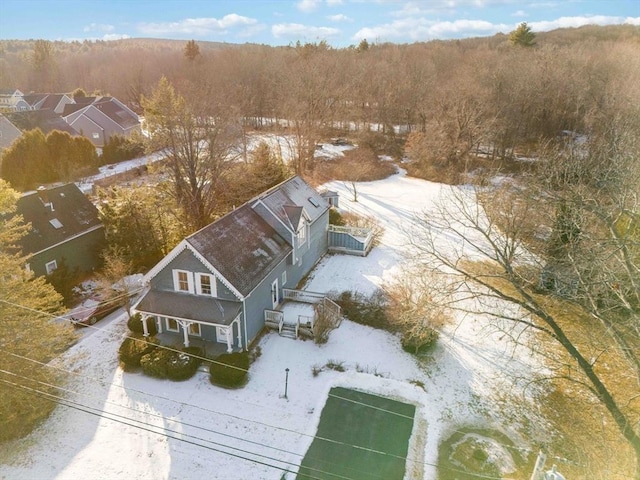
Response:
37,186,54,211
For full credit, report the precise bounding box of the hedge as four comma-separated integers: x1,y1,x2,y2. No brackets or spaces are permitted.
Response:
127,313,158,336
209,352,250,388
118,333,158,371
140,346,202,381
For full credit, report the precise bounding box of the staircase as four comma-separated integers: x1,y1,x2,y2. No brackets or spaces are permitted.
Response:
279,322,298,339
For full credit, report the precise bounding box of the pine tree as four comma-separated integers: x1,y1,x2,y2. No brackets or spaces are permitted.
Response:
184,39,200,61
509,22,536,47
0,179,77,442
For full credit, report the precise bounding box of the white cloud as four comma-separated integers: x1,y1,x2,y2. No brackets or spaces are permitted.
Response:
272,23,340,39
327,14,352,22
102,34,131,41
326,0,344,5
530,15,640,31
83,23,115,33
297,0,323,12
138,14,258,36
353,17,509,42
512,10,527,17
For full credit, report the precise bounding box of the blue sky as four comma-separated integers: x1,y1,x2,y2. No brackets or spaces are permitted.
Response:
2,0,639,46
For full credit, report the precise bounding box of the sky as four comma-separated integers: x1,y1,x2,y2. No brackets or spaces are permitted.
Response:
1,0,639,47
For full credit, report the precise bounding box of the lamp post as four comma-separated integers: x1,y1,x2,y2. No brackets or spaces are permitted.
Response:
284,368,290,399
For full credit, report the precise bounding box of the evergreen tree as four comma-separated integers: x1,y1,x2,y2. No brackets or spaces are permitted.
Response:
509,22,536,47
0,179,76,443
184,39,200,61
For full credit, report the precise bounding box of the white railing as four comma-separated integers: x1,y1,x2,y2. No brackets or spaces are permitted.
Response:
282,289,325,304
328,224,371,239
265,309,284,327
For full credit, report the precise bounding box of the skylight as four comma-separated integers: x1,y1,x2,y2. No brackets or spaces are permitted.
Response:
49,218,63,229
308,197,320,207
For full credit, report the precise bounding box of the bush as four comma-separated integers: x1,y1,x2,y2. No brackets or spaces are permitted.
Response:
328,208,345,226
140,348,172,378
118,333,158,371
127,313,158,336
209,351,250,388
167,347,202,381
401,328,439,354
332,290,389,330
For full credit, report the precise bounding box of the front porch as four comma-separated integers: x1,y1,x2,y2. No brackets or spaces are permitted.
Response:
264,288,342,340
155,332,233,358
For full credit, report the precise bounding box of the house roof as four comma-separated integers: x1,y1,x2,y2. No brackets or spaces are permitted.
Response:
5,109,78,136
136,290,242,326
187,203,292,296
39,94,67,110
92,98,140,129
21,93,48,108
0,115,22,150
257,176,328,230
16,184,103,256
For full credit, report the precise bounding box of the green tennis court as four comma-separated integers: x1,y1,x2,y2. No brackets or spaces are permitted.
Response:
296,387,416,480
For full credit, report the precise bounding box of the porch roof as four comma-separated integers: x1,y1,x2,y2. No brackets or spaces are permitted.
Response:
135,290,242,326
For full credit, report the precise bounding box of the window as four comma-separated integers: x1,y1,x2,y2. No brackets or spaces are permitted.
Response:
45,260,57,275
196,273,216,296
282,271,287,286
92,132,100,139
173,270,193,293
297,220,307,247
188,323,201,336
166,318,179,332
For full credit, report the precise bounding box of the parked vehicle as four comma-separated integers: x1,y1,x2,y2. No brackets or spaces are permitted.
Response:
65,296,121,326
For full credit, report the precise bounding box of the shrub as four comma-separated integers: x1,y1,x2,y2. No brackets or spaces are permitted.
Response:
332,290,389,330
118,333,158,371
325,359,345,372
209,351,250,388
127,313,158,336
329,208,345,226
166,347,201,381
140,347,172,378
311,364,323,377
401,327,439,355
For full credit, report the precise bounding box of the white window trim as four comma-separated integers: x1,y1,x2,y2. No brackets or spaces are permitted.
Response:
166,317,179,332
297,220,307,247
281,271,287,286
216,326,228,344
173,269,194,293
196,273,217,297
45,260,58,275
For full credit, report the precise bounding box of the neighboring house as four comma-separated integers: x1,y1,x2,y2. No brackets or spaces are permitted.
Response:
39,93,75,114
63,97,140,148
4,109,79,137
15,184,105,277
133,176,330,353
0,89,24,111
0,114,22,153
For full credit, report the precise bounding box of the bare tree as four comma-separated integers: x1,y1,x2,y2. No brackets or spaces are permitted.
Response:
142,77,241,231
407,118,640,476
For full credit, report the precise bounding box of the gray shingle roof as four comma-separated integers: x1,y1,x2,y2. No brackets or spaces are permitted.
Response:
136,290,242,325
258,176,328,228
187,203,292,296
16,184,103,255
5,109,78,136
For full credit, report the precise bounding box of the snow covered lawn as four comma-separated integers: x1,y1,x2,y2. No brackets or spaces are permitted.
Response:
0,170,537,480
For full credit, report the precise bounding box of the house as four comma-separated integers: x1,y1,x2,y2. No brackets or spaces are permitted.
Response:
0,89,24,111
62,97,140,148
132,176,331,353
4,109,79,137
0,114,22,153
15,184,105,277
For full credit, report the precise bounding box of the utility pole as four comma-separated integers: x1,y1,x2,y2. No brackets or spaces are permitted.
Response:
530,451,547,480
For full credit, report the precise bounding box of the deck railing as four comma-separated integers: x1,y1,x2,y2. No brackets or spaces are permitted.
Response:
282,288,325,304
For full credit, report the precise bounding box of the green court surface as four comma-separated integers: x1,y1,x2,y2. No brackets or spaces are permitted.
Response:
296,387,416,480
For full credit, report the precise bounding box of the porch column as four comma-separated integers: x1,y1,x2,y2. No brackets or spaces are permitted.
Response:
182,321,190,348
225,325,233,353
141,314,149,337
235,317,243,352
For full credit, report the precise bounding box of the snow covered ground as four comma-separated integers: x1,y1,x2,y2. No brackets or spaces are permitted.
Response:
0,170,539,480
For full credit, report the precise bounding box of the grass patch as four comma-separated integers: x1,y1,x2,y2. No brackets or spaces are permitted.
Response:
297,387,415,480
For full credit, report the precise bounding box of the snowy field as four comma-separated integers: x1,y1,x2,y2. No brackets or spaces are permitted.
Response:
0,170,539,480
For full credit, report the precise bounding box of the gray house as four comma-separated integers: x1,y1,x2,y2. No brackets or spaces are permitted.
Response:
133,176,330,353
16,184,105,277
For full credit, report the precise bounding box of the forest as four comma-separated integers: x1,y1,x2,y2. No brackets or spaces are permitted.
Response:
1,24,639,480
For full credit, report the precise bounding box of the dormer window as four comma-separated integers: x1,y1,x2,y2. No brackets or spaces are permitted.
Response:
196,273,216,297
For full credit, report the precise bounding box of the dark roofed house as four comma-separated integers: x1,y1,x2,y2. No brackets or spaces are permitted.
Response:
63,97,140,148
5,109,79,136
133,176,332,353
15,184,105,277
